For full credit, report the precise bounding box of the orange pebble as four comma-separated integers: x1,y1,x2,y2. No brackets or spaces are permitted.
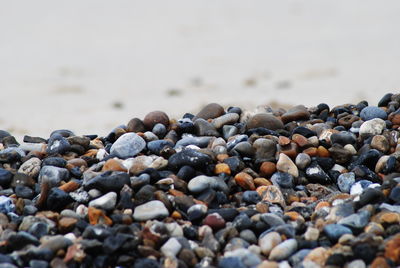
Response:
234,172,255,190
317,146,330,157
214,163,231,175
259,162,276,177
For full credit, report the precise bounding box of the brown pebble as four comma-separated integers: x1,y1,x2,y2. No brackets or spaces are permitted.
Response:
303,147,318,157
317,146,330,157
127,118,146,133
203,213,226,230
143,111,170,130
102,158,127,172
259,162,276,177
385,233,400,264
58,180,80,193
254,177,272,187
292,134,309,148
58,217,78,233
278,136,291,146
214,163,231,175
370,257,390,268
88,207,112,226
64,244,85,263
247,113,284,131
194,103,225,120
234,172,256,190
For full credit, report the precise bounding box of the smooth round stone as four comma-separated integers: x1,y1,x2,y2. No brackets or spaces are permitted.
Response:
224,248,261,267
289,249,312,266
323,224,352,242
133,200,169,221
188,175,228,193
0,168,13,188
246,113,284,131
88,192,117,211
337,172,355,193
143,111,170,130
370,135,389,153
110,133,146,159
46,133,71,155
360,106,387,121
359,118,386,137
233,141,254,157
222,125,238,140
357,187,385,207
152,123,167,138
240,229,257,244
281,105,310,123
271,172,293,189
260,213,285,227
276,153,298,177
194,103,225,120
7,231,40,250
161,237,182,257
38,166,69,187
211,113,239,129
203,213,225,230
15,185,34,199
295,153,311,170
188,204,208,221
242,191,261,204
126,118,146,133
304,227,319,241
232,213,252,231
389,186,400,204
269,238,298,261
258,231,282,256
168,149,213,170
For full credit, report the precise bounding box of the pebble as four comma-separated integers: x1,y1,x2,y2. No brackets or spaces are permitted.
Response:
258,232,282,256
359,118,386,137
281,105,310,123
133,200,169,221
295,153,311,170
88,192,117,210
246,113,284,130
110,132,146,158
269,238,298,261
337,172,355,193
0,168,13,187
276,153,298,177
160,237,182,257
360,106,387,121
194,103,225,120
323,224,353,242
143,110,170,130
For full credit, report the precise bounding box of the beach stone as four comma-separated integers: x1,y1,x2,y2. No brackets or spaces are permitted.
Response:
15,185,34,199
219,257,246,268
46,133,71,155
203,213,226,230
359,118,386,137
304,227,319,241
338,210,370,230
8,231,40,250
269,239,297,261
305,162,331,184
323,224,352,242
330,131,357,145
242,191,261,204
127,155,168,175
195,103,225,120
147,140,174,154
46,188,73,211
0,168,13,187
38,165,69,187
133,200,169,221
234,172,255,190
258,231,282,256
42,157,67,167
295,153,311,170
253,138,277,163
303,247,331,267
84,171,130,193
259,185,286,207
18,157,41,177
337,172,355,193
161,237,182,257
0,196,15,214
247,113,284,130
188,204,208,221
276,153,298,177
126,118,146,133
88,192,117,211
152,123,167,138
194,118,220,136
281,105,310,123
360,106,387,121
212,113,239,129
271,172,293,189
370,135,389,153
110,133,146,158
143,111,170,130
188,175,228,193
168,149,213,170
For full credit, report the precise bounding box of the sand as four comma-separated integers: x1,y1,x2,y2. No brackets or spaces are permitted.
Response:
0,0,399,140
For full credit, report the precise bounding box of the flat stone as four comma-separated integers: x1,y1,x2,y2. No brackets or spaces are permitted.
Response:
133,200,169,221
360,106,387,121
88,192,117,211
276,153,298,177
247,113,284,131
281,105,310,123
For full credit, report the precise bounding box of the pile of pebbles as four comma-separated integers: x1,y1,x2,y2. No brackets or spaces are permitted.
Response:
2,93,400,267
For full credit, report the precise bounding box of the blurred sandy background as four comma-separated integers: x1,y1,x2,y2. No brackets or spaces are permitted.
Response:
1,1,399,140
